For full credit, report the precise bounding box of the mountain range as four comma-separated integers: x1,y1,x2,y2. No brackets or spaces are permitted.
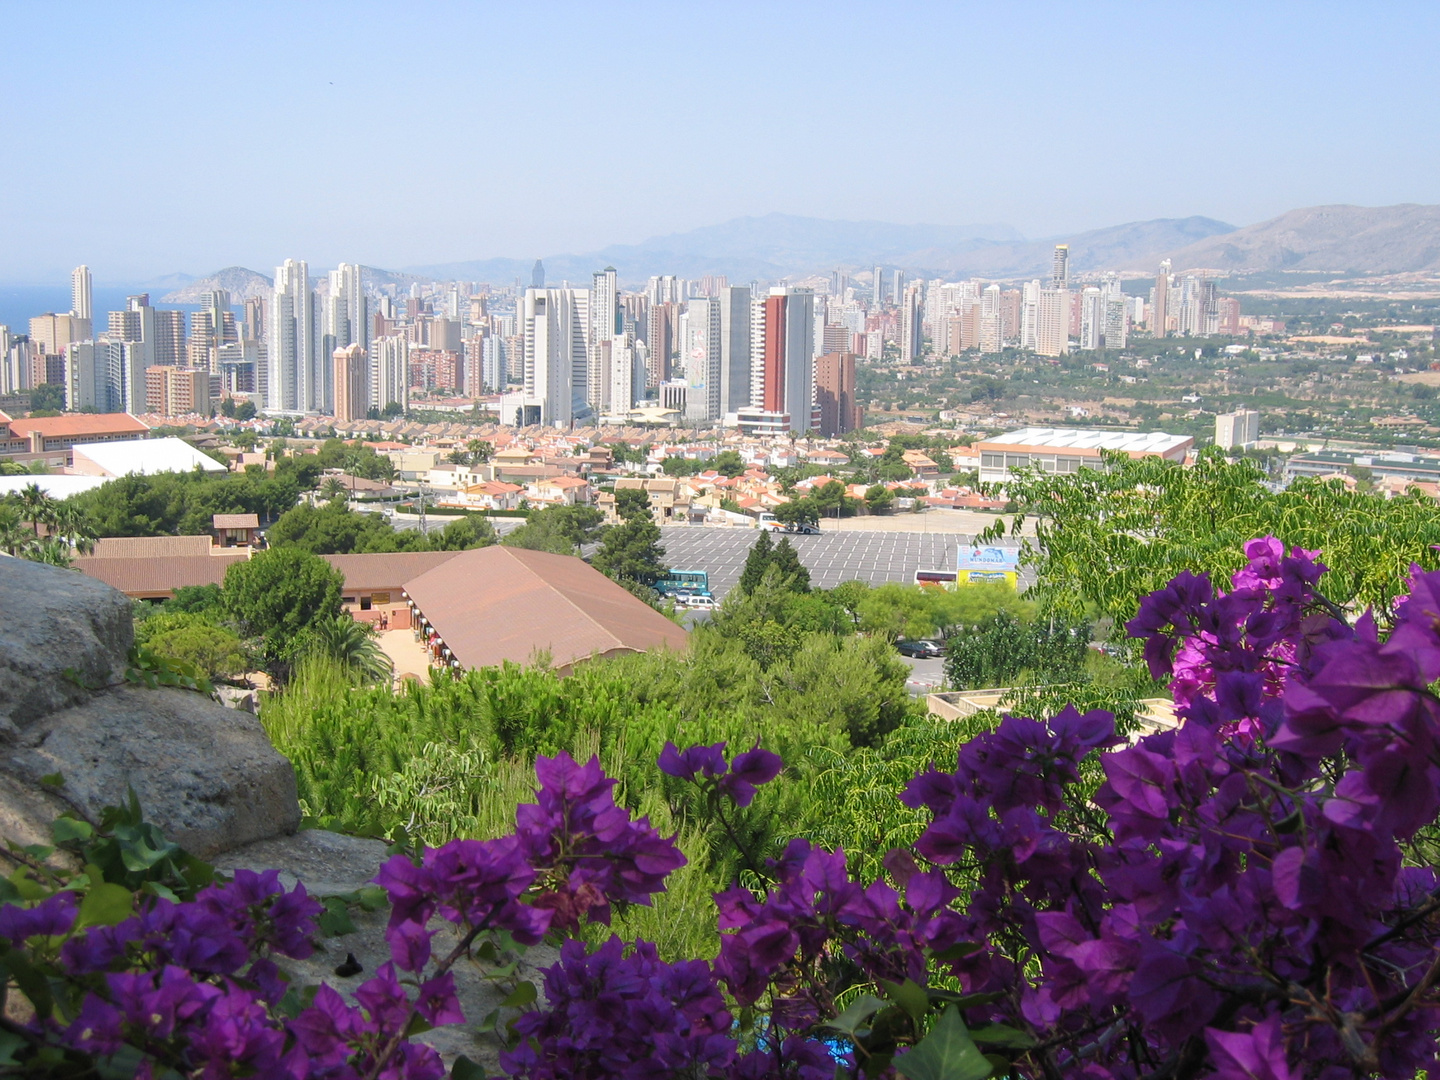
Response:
162,203,1440,298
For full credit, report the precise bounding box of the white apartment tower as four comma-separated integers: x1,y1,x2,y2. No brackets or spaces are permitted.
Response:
1021,281,1041,351
717,286,751,416
71,266,92,321
371,335,409,415
1080,287,1104,350
268,259,315,412
680,297,721,422
520,287,589,426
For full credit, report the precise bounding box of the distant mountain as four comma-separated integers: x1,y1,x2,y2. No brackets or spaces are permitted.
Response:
162,267,272,302
896,217,1236,279
408,213,1024,285
1154,204,1440,274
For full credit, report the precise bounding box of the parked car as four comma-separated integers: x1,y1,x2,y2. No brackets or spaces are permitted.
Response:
784,523,820,535
683,595,718,610
895,639,944,658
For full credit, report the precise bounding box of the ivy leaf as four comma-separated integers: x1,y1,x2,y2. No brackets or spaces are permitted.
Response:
499,981,536,1009
451,1056,487,1079
894,1006,993,1080
968,1024,1035,1050
880,978,931,1026
78,882,134,928
824,994,884,1036
50,817,93,844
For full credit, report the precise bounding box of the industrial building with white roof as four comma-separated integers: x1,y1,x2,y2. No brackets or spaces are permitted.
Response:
975,427,1194,484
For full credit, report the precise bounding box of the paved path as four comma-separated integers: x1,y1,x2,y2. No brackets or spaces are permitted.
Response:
376,628,434,682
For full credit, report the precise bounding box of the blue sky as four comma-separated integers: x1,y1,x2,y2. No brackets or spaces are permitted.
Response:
2,1,1438,283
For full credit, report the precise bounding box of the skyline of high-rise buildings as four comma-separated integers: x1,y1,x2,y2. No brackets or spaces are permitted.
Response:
0,249,1244,424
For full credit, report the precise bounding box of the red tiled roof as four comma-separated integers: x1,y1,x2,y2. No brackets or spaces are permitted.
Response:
403,547,688,671
76,552,247,595
8,413,149,438
323,551,465,593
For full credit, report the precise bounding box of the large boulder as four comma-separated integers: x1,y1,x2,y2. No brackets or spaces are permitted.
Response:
6,686,300,858
0,557,132,737
0,558,301,858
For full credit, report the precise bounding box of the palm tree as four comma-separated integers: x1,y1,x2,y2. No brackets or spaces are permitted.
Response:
15,483,55,538
0,505,34,557
320,476,348,504
50,503,97,556
309,615,394,685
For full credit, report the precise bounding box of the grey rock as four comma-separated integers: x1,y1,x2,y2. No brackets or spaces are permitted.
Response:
219,829,554,1072
7,685,300,859
0,558,132,736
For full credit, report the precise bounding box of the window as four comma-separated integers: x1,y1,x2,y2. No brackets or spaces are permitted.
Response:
981,452,1003,470
1004,453,1029,470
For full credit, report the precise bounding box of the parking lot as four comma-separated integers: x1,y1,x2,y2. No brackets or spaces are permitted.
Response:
658,527,963,598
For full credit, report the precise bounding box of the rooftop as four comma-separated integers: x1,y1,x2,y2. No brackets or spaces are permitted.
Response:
403,546,688,671
980,427,1192,454
5,413,149,439
71,437,226,476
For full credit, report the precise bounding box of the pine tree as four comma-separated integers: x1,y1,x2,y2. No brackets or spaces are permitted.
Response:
770,536,812,593
738,531,774,595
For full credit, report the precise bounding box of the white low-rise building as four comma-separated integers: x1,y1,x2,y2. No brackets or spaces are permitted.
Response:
975,427,1193,485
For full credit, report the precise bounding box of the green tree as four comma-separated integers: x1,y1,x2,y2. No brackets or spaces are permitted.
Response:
773,499,820,528
738,531,775,595
710,450,746,477
29,384,65,413
591,515,667,586
234,401,257,422
308,615,393,685
503,505,606,554
430,515,496,551
613,488,652,522
661,456,701,477
140,614,248,681
864,484,894,513
223,547,344,677
769,536,811,592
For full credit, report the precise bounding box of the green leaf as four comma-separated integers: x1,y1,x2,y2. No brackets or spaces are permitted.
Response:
78,882,135,928
39,772,64,788
0,1030,24,1065
880,978,931,1026
968,1024,1035,1050
930,941,982,962
499,980,536,1009
3,950,53,1019
50,817,93,844
404,1013,433,1037
318,898,357,936
894,1006,993,1080
824,994,884,1036
451,1055,488,1079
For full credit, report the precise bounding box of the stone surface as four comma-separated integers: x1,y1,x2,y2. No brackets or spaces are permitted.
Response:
219,829,554,1071
0,557,132,737
6,685,300,859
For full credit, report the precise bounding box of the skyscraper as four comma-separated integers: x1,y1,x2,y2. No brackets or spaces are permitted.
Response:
519,287,588,426
1021,281,1040,351
980,283,1004,354
1036,288,1069,357
815,351,861,436
899,282,924,361
1080,287,1104,350
717,286,751,416
1051,245,1070,290
680,296,720,422
332,344,370,422
268,259,314,412
892,269,906,307
1152,259,1171,338
872,266,884,307
752,287,815,434
586,267,619,414
71,266,92,321
371,335,409,415
531,260,545,289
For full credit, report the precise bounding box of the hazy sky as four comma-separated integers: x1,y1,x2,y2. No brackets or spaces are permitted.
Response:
3,1,1439,283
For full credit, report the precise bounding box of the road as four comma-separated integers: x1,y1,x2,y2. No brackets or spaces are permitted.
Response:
900,655,946,697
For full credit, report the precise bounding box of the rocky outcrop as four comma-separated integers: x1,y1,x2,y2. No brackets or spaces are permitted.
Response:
0,557,300,858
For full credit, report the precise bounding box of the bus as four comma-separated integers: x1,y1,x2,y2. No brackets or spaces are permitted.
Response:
656,569,711,598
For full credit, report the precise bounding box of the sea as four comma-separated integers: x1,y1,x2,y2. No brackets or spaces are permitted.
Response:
0,285,217,335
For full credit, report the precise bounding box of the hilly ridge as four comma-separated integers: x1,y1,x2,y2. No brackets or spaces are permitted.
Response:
1153,204,1440,274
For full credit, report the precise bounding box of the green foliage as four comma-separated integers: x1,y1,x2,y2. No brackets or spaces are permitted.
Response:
307,615,393,684
591,515,667,586
853,582,1029,642
774,499,821,528
710,449,746,477
738,530,774,595
223,548,344,677
266,501,494,556
503,505,605,554
28,384,65,413
737,532,811,595
660,455,701,476
989,448,1440,627
135,614,246,681
944,611,1091,690
313,438,396,482
613,487,651,521
68,469,300,537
